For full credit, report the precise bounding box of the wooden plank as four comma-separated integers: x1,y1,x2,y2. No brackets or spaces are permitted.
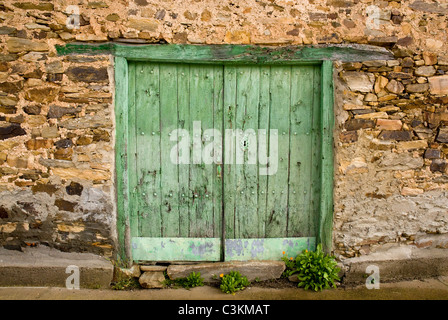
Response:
318,60,335,253
177,64,191,238
234,66,260,238
265,66,291,238
287,65,314,237
127,62,138,240
212,65,224,241
114,57,131,261
310,65,323,238
132,237,221,262
159,64,180,237
225,237,315,261
57,43,394,63
135,62,162,237
188,65,216,237
257,66,271,238
223,65,237,239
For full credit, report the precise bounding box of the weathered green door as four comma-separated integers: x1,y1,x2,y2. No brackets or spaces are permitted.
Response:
128,62,322,262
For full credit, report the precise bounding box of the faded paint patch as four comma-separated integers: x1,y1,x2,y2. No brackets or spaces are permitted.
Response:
225,238,315,261
189,241,215,257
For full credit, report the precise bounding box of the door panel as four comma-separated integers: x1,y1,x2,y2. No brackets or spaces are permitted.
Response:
128,62,320,262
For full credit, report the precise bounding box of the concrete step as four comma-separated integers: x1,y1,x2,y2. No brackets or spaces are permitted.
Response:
0,246,113,288
340,245,448,286
166,260,285,283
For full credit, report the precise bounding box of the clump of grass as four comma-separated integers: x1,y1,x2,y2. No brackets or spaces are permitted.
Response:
111,277,141,290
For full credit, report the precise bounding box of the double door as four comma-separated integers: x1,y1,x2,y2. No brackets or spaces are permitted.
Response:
127,62,322,262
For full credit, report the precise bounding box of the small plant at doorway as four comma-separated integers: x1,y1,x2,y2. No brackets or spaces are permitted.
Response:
111,277,141,290
219,271,251,294
282,244,340,291
175,271,205,289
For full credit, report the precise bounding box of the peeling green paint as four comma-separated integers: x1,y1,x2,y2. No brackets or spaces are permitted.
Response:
57,43,394,63
225,237,315,261
132,237,221,262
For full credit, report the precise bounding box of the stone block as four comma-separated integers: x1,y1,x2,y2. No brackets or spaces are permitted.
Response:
25,87,59,104
128,18,160,32
341,71,375,93
25,139,53,150
406,83,429,93
415,66,436,77
429,75,448,95
378,130,412,141
386,79,404,94
437,127,448,143
6,38,49,53
167,261,285,283
113,264,141,282
66,66,109,83
66,181,84,196
225,31,251,44
396,140,427,151
59,114,112,130
389,72,413,79
54,198,77,212
430,159,447,173
13,2,54,11
0,123,26,140
52,167,111,181
139,271,165,289
355,112,388,120
0,81,24,94
345,119,375,131
339,130,358,143
424,149,441,159
376,119,402,130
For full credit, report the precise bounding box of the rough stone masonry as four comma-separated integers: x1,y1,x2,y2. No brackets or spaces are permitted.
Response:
0,0,447,264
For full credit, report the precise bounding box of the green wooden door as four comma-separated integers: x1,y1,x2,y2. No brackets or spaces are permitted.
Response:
128,62,321,262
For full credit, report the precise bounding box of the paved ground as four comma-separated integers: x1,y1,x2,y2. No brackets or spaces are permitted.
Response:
1,277,447,300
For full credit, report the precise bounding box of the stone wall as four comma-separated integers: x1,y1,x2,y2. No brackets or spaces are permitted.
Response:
0,0,447,260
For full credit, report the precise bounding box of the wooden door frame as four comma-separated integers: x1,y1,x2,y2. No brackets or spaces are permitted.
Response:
55,42,352,262
112,44,335,262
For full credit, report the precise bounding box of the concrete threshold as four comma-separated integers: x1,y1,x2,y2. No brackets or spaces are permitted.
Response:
0,246,113,288
0,244,447,291
340,245,448,286
166,260,286,282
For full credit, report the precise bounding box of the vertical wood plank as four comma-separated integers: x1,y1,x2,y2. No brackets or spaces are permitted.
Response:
127,62,138,239
212,65,224,239
310,65,322,238
188,65,215,237
287,65,314,237
257,66,271,238
136,62,162,237
223,65,237,239
177,64,191,238
234,66,260,238
159,64,180,237
265,66,291,238
114,57,130,261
